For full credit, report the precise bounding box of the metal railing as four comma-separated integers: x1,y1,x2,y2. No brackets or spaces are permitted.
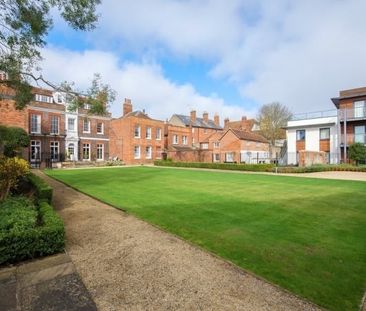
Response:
338,107,366,121
291,109,337,121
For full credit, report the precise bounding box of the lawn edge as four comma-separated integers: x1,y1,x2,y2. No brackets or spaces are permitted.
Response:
43,170,327,311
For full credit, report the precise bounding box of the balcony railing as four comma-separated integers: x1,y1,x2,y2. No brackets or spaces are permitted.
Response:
340,134,366,145
339,107,366,121
291,109,337,121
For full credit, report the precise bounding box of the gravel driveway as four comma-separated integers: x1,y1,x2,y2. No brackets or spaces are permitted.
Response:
38,171,320,311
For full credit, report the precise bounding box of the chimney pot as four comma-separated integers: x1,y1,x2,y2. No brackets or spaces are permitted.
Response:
190,110,196,122
203,111,209,123
214,113,220,126
224,118,229,128
123,98,132,116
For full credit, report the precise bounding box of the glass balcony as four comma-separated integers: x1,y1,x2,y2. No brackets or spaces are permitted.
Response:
340,134,366,145
339,107,366,121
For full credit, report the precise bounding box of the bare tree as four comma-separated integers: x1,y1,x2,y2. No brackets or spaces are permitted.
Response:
257,102,292,158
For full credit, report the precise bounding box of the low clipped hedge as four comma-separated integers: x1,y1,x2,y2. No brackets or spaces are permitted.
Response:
0,173,64,265
27,173,53,203
273,164,366,173
154,160,275,172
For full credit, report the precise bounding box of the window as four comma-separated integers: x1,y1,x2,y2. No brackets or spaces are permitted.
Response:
146,127,151,139
35,94,53,103
213,154,220,162
30,141,41,161
173,135,178,144
50,116,59,134
30,114,41,133
320,128,330,140
97,122,104,134
146,146,152,159
226,152,234,162
213,142,220,148
354,101,366,118
354,125,366,144
83,119,90,133
68,118,75,131
182,136,187,145
296,129,305,141
67,143,75,160
84,103,91,110
97,144,104,160
156,128,161,140
50,141,59,161
134,125,141,138
134,146,141,159
201,143,208,149
83,143,90,160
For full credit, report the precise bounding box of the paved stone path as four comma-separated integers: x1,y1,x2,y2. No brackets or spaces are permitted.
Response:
38,171,320,311
0,254,96,311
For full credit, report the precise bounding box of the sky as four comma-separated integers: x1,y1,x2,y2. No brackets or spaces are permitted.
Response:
38,0,366,122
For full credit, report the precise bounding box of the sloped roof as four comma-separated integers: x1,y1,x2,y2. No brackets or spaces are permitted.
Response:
201,131,224,143
123,110,151,119
173,114,222,130
221,129,268,143
226,119,256,131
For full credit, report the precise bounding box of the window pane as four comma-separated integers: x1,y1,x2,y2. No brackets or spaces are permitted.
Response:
320,128,330,140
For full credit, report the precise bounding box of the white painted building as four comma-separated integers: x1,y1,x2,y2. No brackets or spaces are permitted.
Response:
286,115,339,165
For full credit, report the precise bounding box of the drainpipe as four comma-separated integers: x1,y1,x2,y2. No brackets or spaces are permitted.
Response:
343,108,347,163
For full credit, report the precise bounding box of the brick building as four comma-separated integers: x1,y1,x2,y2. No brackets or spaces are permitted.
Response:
109,99,164,164
218,129,270,163
0,85,111,166
165,110,223,161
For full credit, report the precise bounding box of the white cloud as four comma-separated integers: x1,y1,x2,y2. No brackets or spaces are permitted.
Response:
39,47,254,122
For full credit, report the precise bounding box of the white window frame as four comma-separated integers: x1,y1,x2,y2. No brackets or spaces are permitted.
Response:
134,146,141,159
182,136,187,145
83,119,90,133
145,146,152,159
146,127,152,139
67,143,75,161
296,129,305,141
213,153,220,162
82,143,90,161
226,152,234,162
68,117,76,132
320,128,330,140
156,128,161,140
213,142,220,148
31,114,41,134
201,143,208,150
173,135,178,145
97,122,104,134
50,141,59,161
134,125,141,138
30,140,41,161
50,115,59,134
35,94,53,103
96,143,104,161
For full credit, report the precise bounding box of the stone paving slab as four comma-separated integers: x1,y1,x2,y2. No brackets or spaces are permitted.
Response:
0,254,97,311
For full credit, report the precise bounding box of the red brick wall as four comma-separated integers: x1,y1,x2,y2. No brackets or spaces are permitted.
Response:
0,100,28,131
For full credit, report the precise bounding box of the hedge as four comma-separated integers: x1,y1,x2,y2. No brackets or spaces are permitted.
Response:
27,173,53,203
0,198,64,265
154,160,275,172
273,164,366,173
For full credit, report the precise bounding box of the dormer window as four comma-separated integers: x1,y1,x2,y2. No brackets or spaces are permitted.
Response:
35,94,53,103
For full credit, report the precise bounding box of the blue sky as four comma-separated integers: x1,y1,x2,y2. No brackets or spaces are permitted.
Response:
40,0,366,121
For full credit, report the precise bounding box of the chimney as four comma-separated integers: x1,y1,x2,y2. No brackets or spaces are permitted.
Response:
224,118,229,128
242,116,247,121
203,111,209,123
190,110,196,122
123,98,132,116
214,113,220,126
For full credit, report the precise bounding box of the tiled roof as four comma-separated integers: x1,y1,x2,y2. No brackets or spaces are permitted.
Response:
124,110,151,119
226,129,268,143
201,131,223,143
226,119,256,131
173,114,222,130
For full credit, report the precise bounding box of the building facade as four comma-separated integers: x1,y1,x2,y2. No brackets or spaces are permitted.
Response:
109,99,164,164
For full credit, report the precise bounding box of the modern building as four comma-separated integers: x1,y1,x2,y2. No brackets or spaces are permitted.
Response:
331,87,366,163
109,99,164,164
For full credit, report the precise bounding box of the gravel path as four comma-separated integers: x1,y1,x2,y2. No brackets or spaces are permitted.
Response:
38,172,320,311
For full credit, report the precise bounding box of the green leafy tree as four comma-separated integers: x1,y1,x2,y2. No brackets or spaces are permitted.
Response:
257,102,292,157
0,125,30,157
0,0,114,115
348,142,366,165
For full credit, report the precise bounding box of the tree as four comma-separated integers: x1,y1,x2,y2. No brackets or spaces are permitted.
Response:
0,0,114,115
348,143,366,165
257,102,292,158
0,125,30,157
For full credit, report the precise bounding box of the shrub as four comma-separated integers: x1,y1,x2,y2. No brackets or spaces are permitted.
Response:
273,164,366,174
154,160,275,172
0,156,30,201
27,173,53,203
0,125,29,157
348,143,366,165
0,198,64,265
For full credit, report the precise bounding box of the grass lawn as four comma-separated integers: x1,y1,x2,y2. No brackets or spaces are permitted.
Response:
46,167,366,310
